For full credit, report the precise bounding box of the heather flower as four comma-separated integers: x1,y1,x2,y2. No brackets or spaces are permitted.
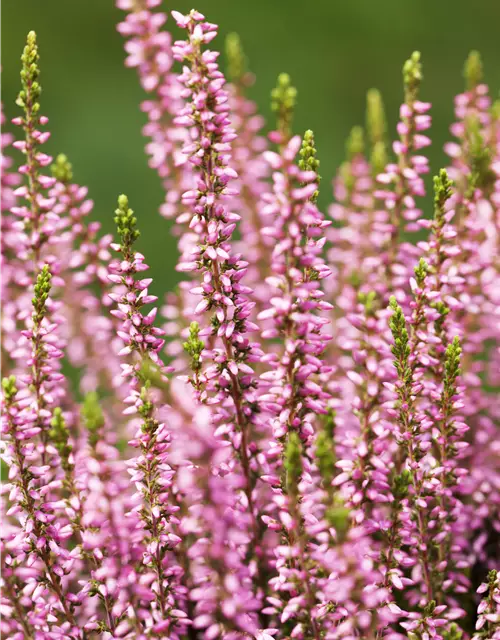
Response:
11,32,58,269
117,0,190,228
225,33,250,86
18,265,66,462
0,105,20,214
171,14,268,621
224,33,271,313
109,194,166,365
1,273,81,636
375,51,431,256
1,104,22,369
108,194,186,630
325,95,385,301
386,293,470,617
257,121,335,634
440,53,500,580
258,128,332,440
473,570,500,639
3,32,62,379
79,392,143,635
2,12,500,640
445,51,493,197
270,72,297,145
325,90,388,364
49,154,120,397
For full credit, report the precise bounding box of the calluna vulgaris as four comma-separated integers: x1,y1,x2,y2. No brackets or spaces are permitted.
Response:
1,3,500,639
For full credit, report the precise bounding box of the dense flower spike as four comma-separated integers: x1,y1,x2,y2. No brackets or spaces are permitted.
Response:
224,32,271,312
256,109,338,634
12,31,58,268
2,31,62,379
2,12,500,640
172,14,262,483
366,87,389,175
473,570,500,639
170,13,276,633
259,128,332,441
116,0,192,229
21,265,66,460
270,72,297,149
109,194,187,633
0,105,20,356
49,153,119,396
1,268,81,637
376,51,431,259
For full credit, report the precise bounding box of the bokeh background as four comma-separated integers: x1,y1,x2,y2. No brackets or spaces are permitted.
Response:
3,0,500,291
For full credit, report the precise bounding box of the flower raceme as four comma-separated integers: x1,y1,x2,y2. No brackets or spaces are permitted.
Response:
1,9,500,640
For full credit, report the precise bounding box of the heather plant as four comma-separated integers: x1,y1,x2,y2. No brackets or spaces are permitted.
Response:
1,5,500,640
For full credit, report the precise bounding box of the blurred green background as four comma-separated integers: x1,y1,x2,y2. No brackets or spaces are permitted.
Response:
3,0,500,292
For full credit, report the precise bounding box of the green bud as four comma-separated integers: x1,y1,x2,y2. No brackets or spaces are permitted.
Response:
432,299,450,337
492,98,500,122
183,321,204,374
225,33,247,85
358,290,377,316
116,438,128,454
82,392,105,447
298,129,320,201
16,31,41,114
324,408,336,441
32,265,52,325
433,168,453,229
138,385,154,420
51,154,73,184
388,297,410,378
423,600,436,617
271,72,297,140
370,140,388,177
403,51,422,104
389,296,408,340
315,414,336,489
325,504,350,540
442,623,464,640
339,161,355,198
434,301,450,317
488,569,498,585
443,336,461,395
138,386,158,439
299,130,320,173
346,125,365,159
316,431,335,485
49,408,72,471
139,357,169,391
392,469,413,499
284,432,302,496
414,257,429,288
2,376,18,402
348,270,362,289
366,88,387,146
465,115,496,195
463,50,483,91
114,194,140,259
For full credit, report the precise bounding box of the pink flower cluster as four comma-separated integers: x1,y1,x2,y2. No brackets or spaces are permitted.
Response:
1,12,500,640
